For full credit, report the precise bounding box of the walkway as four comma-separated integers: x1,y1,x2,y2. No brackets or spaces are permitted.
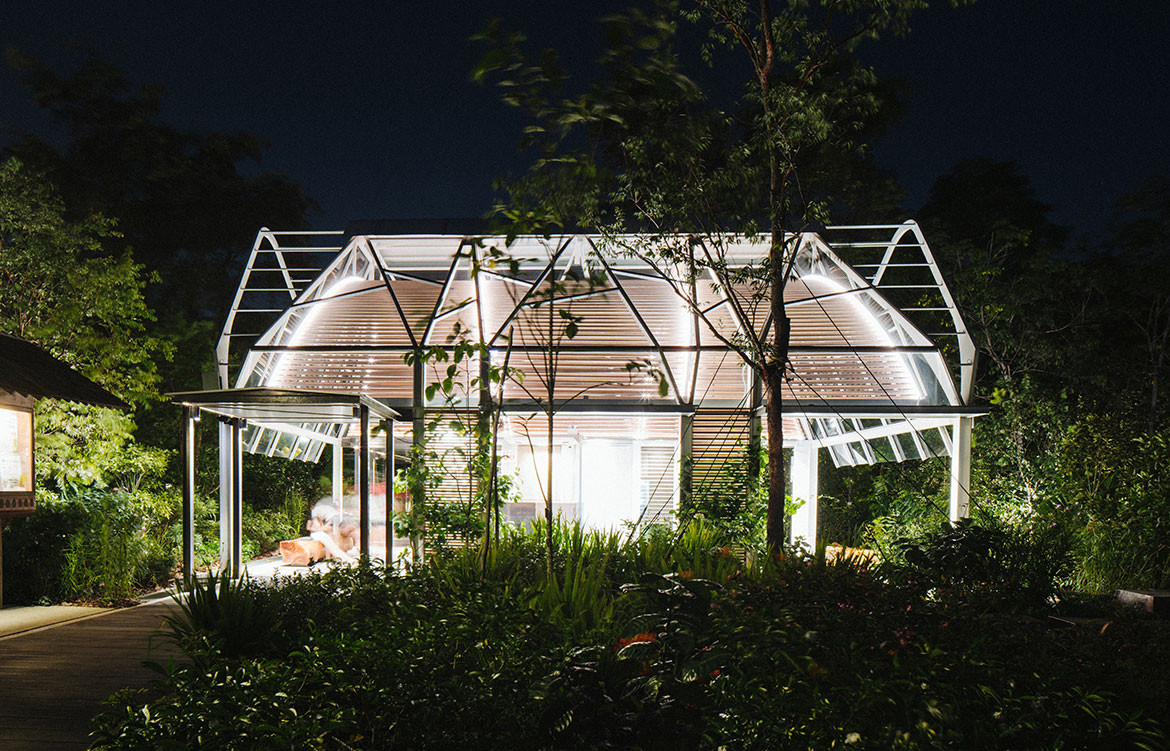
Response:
0,599,182,750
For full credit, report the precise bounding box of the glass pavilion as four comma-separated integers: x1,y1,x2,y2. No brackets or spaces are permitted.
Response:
175,220,979,577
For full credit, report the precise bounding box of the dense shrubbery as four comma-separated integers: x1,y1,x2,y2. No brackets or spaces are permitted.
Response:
1050,421,1170,593
1,488,176,604
92,521,1169,750
1,463,317,605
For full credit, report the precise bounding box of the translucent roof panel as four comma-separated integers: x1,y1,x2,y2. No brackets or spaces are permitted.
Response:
223,224,977,467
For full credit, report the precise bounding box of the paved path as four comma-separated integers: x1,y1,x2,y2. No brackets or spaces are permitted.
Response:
0,600,182,750
0,604,110,638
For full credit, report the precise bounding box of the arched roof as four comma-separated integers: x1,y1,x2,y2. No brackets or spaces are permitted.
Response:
217,222,978,467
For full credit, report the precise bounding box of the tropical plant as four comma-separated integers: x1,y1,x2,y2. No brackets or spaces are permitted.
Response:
163,571,277,659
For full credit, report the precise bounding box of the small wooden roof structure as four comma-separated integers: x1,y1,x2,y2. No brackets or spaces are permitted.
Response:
0,333,129,410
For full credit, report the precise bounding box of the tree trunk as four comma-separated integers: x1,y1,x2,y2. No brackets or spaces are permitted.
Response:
760,0,787,556
479,354,493,572
764,313,790,555
545,300,555,577
763,221,790,554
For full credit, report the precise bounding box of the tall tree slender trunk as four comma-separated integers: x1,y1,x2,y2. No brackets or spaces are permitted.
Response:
764,228,790,555
758,0,788,556
479,352,493,572
545,299,555,577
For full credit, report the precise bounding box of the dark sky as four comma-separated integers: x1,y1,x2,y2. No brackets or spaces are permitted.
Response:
2,1,1167,237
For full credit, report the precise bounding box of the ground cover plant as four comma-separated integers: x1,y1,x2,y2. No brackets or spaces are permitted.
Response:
92,520,1169,750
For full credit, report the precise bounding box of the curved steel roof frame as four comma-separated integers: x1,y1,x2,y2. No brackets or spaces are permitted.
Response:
220,222,977,467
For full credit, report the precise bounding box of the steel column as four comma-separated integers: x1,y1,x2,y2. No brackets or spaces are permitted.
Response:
789,443,819,551
385,419,395,569
949,416,973,521
359,404,370,559
231,419,243,576
181,407,196,581
332,442,343,506
410,355,426,562
747,373,763,493
679,413,693,509
218,420,232,573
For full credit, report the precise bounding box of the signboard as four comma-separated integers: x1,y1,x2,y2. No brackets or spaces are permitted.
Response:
0,405,34,518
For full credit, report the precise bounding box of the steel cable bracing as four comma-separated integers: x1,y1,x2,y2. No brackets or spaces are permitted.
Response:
785,369,954,526
643,346,757,541
630,345,736,534
794,267,982,520
226,228,977,549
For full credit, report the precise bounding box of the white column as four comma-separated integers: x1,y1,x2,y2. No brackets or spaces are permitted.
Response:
949,416,973,521
385,420,395,568
332,442,344,507
182,407,196,581
359,404,370,559
789,442,819,551
218,420,233,571
232,421,243,576
679,414,693,510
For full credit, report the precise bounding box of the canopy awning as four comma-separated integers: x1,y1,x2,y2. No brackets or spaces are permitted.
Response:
169,388,400,463
211,222,979,468
170,387,399,424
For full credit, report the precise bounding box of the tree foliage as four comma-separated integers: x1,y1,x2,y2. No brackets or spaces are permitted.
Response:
0,157,167,487
4,50,319,320
477,0,951,551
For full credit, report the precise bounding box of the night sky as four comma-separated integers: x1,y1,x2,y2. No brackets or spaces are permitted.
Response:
2,1,1167,237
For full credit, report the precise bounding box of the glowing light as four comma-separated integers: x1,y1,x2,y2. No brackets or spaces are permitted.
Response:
799,274,925,401
273,275,367,387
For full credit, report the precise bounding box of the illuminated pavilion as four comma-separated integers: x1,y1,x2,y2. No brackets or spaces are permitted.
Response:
174,220,979,577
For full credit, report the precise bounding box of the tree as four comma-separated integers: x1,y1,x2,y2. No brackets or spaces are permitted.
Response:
0,157,165,487
914,159,1090,515
4,50,319,321
1102,177,1170,433
477,0,949,553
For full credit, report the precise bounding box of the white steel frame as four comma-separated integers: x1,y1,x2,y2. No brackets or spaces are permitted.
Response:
210,221,980,549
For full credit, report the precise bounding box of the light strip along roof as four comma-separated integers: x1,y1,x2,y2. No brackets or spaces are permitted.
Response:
219,221,977,467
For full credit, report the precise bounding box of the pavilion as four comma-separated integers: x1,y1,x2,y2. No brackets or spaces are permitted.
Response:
175,219,979,576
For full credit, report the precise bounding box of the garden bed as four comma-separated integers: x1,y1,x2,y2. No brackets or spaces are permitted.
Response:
89,522,1170,750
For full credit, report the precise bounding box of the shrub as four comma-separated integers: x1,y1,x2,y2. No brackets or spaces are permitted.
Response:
163,571,278,659
93,521,1170,750
1051,422,1170,592
1,487,178,604
894,518,1071,612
